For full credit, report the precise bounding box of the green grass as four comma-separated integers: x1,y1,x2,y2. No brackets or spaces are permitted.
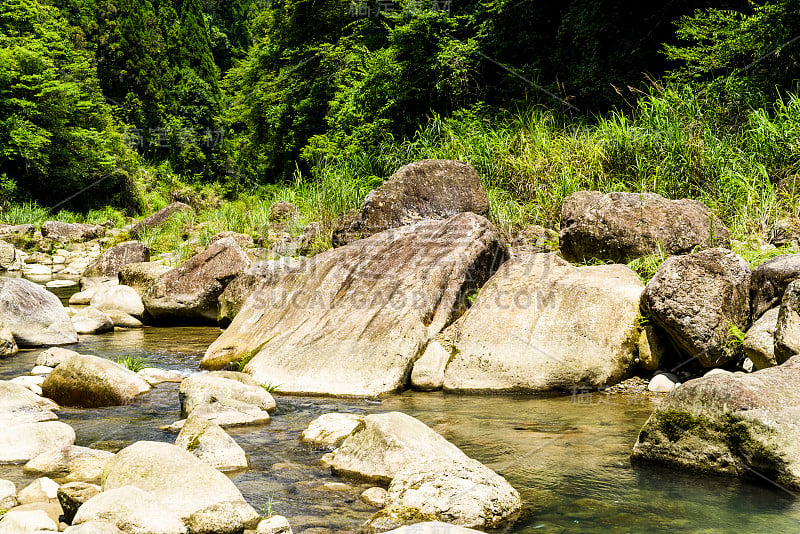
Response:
115,355,148,372
0,202,126,227
260,382,281,393
7,83,800,278
259,494,277,518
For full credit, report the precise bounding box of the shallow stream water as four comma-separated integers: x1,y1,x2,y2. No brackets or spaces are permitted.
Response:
2,325,800,533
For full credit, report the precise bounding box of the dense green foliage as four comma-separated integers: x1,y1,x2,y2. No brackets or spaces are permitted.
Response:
0,0,799,236
0,0,136,208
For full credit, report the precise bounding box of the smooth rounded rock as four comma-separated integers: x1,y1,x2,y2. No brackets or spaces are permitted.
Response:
71,307,114,335
256,515,293,534
41,354,150,408
0,509,57,532
72,485,185,534
360,487,388,508
326,412,468,483
648,373,680,393
89,286,144,318
18,477,59,504
175,415,249,472
24,446,114,483
34,347,80,368
101,441,249,520
0,422,75,464
0,278,78,346
186,500,261,534
300,413,364,450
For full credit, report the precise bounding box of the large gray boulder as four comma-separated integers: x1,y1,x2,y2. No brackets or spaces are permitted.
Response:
143,237,250,323
381,523,484,534
72,486,186,534
0,240,16,270
441,253,643,392
41,354,151,407
175,415,249,471
367,458,521,531
0,421,75,463
102,441,250,521
89,286,145,318
325,412,468,483
84,243,150,278
301,413,364,449
333,160,489,245
0,380,59,425
631,355,800,490
186,501,261,534
179,371,275,419
118,262,171,295
130,202,191,237
202,213,507,397
775,279,800,364
217,258,302,326
41,221,104,242
24,446,115,484
744,307,779,370
64,521,124,534
641,248,750,368
0,509,58,532
749,253,800,320
559,191,729,263
71,307,114,335
0,479,16,509
35,347,80,368
0,325,17,358
0,278,78,346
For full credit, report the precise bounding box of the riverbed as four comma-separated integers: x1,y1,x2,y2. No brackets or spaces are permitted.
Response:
2,324,799,533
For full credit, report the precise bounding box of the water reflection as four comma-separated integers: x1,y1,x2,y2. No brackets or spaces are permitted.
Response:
1,327,799,532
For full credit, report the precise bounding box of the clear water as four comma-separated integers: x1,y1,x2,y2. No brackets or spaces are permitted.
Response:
2,326,799,533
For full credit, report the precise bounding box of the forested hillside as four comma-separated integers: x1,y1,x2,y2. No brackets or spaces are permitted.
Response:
1,0,799,237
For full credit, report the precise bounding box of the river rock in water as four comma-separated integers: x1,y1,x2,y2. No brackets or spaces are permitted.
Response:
102,441,252,521
301,413,364,449
57,482,101,523
23,446,115,484
71,307,114,335
381,523,485,534
441,252,643,392
0,278,78,346
559,191,729,263
325,412,468,483
143,237,250,323
180,371,275,418
89,285,145,318
175,415,249,472
641,248,750,368
202,213,507,397
366,457,522,530
0,421,75,464
186,501,261,534
41,354,151,408
72,485,186,534
631,354,800,490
